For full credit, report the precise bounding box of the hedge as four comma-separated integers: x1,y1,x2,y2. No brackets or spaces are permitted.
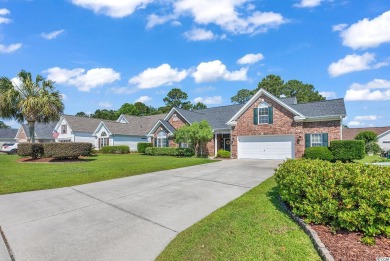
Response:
145,147,194,157
17,143,44,159
43,143,92,159
216,149,231,158
330,140,365,162
303,146,333,161
137,142,152,153
99,146,130,154
275,159,390,242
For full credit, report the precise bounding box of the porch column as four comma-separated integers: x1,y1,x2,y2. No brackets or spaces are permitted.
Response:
214,133,217,157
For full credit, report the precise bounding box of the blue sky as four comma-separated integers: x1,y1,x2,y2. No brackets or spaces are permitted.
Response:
1,0,390,128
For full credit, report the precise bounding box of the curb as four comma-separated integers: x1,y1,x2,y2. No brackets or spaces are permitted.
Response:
0,226,14,261
278,198,335,261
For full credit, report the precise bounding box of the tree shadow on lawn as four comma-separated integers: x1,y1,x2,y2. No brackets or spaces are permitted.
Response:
19,157,97,163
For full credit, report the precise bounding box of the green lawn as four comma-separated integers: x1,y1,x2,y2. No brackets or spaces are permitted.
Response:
157,177,321,261
354,154,390,164
0,154,214,195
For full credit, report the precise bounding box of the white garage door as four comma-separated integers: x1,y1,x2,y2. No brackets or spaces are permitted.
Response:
237,135,294,159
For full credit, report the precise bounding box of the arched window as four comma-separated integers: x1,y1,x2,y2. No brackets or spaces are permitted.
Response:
101,131,107,137
157,131,168,147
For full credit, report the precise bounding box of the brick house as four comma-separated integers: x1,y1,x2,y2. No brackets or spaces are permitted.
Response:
147,88,346,159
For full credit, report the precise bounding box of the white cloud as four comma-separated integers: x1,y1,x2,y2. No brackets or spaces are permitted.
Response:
193,96,222,105
0,8,10,16
135,96,152,103
0,8,10,24
237,53,264,65
332,23,347,32
183,28,215,41
192,60,248,83
70,0,153,18
328,52,387,77
110,87,137,95
60,93,67,100
173,0,287,34
353,115,380,121
0,43,22,53
41,29,65,40
293,0,322,8
348,121,362,127
44,67,120,92
129,63,187,89
98,102,112,108
146,14,173,29
345,79,390,101
338,11,390,49
319,91,337,99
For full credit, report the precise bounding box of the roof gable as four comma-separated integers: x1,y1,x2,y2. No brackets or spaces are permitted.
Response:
147,120,176,136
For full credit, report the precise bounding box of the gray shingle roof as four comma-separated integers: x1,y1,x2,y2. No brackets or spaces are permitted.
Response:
280,97,297,105
63,115,102,132
290,98,346,117
22,122,57,139
0,128,18,140
159,120,176,134
176,104,245,129
121,114,167,135
343,126,390,140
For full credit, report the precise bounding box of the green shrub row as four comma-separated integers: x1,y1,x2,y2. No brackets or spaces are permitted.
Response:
137,142,152,153
303,140,365,162
275,159,390,240
145,147,194,157
216,149,231,158
303,147,333,161
99,146,130,154
18,142,92,159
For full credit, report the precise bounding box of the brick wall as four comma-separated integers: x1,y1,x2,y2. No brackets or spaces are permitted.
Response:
231,94,341,158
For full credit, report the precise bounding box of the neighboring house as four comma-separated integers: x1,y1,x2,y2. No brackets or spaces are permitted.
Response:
53,115,102,145
0,128,18,147
15,123,57,143
343,126,390,151
147,88,346,159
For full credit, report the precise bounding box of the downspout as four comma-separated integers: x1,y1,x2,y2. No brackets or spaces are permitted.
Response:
340,116,343,140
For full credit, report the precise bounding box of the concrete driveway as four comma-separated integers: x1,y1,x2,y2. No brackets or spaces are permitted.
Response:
0,159,281,261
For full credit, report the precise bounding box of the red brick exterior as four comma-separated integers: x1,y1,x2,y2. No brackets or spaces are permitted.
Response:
151,112,188,148
231,94,341,158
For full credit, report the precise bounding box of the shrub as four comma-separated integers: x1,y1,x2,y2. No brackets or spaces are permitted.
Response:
216,149,231,158
99,146,130,154
275,159,390,240
145,147,194,157
137,142,152,153
365,142,381,154
303,146,333,161
354,131,378,144
43,143,92,159
17,143,44,159
330,140,365,162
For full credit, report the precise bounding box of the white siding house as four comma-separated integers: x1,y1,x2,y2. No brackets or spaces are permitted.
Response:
378,130,390,151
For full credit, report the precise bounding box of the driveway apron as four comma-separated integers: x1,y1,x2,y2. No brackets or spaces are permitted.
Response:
0,159,281,261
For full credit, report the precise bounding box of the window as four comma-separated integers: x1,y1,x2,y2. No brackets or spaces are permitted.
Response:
99,138,109,149
101,131,107,137
180,143,190,148
156,131,168,147
305,133,328,148
254,102,273,125
383,141,390,144
311,134,323,147
59,139,71,143
61,124,67,134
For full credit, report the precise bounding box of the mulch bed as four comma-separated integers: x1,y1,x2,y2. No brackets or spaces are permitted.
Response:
18,157,89,163
311,224,390,261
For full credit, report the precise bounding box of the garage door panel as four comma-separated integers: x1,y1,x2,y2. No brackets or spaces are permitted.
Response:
238,136,294,160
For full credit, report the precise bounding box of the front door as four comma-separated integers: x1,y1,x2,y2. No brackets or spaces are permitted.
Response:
223,138,231,151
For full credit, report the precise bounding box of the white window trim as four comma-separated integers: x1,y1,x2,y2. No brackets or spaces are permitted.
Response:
310,133,322,147
157,131,168,148
258,102,269,125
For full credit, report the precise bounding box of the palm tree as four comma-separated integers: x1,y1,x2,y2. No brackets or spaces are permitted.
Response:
0,70,64,143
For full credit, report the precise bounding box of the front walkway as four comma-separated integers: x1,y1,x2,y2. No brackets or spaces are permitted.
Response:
0,159,281,261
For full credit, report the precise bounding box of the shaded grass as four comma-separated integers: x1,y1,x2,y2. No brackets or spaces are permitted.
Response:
354,154,389,164
0,154,214,194
157,177,321,261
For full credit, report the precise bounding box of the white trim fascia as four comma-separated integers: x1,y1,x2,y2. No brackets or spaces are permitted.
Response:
295,115,345,122
54,116,65,132
147,120,175,136
116,114,129,123
226,88,304,125
164,107,192,125
378,129,390,139
93,121,112,136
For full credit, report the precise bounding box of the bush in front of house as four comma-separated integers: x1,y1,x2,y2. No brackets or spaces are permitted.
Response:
17,143,44,159
303,146,333,161
365,142,382,154
145,147,194,157
99,146,130,154
329,140,365,162
43,143,92,159
137,142,152,153
216,149,231,158
275,159,390,242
